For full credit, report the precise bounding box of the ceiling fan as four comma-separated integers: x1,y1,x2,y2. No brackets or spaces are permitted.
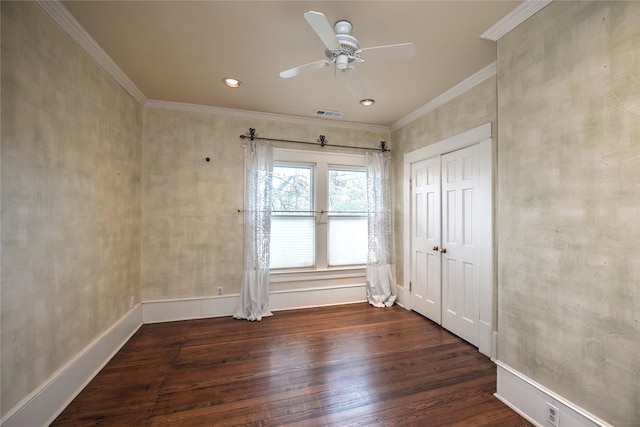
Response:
279,11,416,99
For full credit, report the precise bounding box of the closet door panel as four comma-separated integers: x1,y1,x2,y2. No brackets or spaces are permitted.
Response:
410,157,441,323
441,145,479,346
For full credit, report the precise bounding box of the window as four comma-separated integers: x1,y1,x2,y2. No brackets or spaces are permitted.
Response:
270,163,315,269
327,167,367,266
270,149,367,271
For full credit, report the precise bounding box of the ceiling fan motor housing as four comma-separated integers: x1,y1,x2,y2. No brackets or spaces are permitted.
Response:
326,20,360,68
334,20,353,35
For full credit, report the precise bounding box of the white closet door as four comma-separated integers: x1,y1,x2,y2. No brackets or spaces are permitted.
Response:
404,123,492,356
441,145,479,345
410,156,441,323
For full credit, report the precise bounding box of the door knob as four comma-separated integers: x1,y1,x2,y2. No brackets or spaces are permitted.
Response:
440,247,447,254
432,246,439,251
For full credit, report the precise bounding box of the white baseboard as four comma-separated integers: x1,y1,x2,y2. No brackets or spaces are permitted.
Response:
143,283,367,323
495,361,611,427
1,305,143,427
142,293,239,323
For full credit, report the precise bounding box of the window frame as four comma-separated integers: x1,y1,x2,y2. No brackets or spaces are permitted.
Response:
270,148,367,277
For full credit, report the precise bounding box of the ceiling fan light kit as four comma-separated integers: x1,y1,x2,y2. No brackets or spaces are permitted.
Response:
280,11,416,100
335,54,350,70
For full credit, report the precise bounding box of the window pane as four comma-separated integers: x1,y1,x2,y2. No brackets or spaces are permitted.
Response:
328,168,367,215
270,217,315,269
328,216,367,266
328,167,367,266
272,165,312,215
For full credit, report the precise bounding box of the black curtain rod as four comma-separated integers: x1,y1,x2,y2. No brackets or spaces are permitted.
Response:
237,209,370,214
239,128,390,152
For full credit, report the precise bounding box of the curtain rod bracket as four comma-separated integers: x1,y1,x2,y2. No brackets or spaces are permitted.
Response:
379,141,387,151
239,128,258,141
318,135,327,147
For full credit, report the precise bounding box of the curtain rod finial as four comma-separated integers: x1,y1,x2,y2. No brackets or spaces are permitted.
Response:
239,128,258,140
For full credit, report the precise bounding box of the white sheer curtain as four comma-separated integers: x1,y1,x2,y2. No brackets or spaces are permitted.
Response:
366,151,397,307
234,141,274,321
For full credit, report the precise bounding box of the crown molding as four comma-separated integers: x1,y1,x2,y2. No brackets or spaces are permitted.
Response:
480,0,553,41
37,0,147,104
145,100,391,135
390,62,496,132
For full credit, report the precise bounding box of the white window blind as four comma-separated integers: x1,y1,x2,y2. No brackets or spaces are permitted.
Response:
328,216,367,266
270,217,315,269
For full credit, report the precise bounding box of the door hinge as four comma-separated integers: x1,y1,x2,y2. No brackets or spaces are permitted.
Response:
409,178,412,191
409,281,412,291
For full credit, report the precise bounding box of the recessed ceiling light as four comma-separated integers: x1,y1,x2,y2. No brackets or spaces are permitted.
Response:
223,78,242,88
360,99,375,106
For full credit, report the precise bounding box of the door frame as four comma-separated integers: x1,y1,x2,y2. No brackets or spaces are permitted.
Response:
403,122,493,357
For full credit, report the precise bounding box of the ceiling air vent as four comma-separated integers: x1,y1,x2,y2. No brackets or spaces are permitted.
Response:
314,109,344,118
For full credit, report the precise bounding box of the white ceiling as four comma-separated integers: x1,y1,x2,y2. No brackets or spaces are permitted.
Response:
61,1,521,127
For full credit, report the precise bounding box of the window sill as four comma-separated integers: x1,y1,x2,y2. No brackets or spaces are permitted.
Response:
270,266,366,283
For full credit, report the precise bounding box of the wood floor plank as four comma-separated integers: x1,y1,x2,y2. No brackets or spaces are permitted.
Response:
51,303,532,426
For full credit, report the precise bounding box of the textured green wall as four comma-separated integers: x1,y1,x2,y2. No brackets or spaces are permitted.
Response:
497,1,640,424
141,108,245,300
1,1,142,415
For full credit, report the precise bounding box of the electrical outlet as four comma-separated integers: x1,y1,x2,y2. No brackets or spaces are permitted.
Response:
546,402,559,427
217,286,224,295
129,296,135,310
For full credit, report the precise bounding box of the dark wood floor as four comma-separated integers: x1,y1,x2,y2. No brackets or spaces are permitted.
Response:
52,303,531,426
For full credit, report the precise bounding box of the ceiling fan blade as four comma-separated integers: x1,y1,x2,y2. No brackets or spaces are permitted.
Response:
304,11,340,51
358,43,417,62
342,68,366,99
280,59,331,79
